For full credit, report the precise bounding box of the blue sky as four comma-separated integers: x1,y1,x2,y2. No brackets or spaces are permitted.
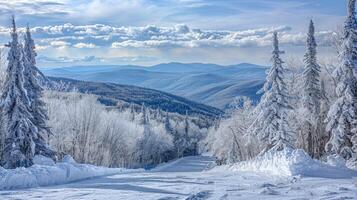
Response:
0,0,348,67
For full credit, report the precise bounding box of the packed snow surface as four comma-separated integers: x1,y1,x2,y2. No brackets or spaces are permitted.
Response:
1,155,357,200
0,155,142,190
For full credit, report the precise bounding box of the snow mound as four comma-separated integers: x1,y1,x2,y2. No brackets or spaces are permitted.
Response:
0,156,142,190
33,155,55,166
223,148,357,178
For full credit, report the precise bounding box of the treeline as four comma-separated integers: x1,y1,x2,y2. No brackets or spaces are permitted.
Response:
205,0,357,168
44,91,207,168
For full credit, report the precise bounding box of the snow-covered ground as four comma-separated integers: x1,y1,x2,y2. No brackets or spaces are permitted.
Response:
1,155,357,200
0,155,142,191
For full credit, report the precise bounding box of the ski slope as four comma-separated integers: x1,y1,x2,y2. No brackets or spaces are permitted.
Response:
1,156,357,200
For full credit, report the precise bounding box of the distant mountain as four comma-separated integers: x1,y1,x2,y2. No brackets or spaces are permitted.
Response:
41,62,267,109
149,62,223,73
48,77,224,118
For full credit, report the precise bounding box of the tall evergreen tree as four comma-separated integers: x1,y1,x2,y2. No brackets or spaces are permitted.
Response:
301,20,323,158
0,18,37,168
250,32,293,152
303,20,321,115
23,26,55,160
325,0,357,163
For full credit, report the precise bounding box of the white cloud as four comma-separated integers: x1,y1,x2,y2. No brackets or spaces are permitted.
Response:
35,45,50,50
37,55,156,64
0,23,336,51
6,23,333,50
0,0,70,16
37,55,101,63
73,43,97,48
49,40,70,49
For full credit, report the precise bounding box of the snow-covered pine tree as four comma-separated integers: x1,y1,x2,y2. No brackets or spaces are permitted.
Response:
325,0,357,163
0,18,37,168
301,20,323,158
23,26,56,160
250,32,293,152
164,111,173,135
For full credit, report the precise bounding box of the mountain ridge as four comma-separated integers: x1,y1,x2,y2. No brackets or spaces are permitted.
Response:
41,62,267,109
47,76,224,118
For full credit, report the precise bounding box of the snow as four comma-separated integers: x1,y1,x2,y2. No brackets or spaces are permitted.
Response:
219,148,357,178
0,156,142,190
33,155,55,166
1,155,357,200
151,156,216,172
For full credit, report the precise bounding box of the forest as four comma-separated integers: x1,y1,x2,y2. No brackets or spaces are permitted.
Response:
0,0,355,174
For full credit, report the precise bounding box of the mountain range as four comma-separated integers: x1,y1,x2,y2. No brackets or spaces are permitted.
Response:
41,62,267,110
48,77,223,119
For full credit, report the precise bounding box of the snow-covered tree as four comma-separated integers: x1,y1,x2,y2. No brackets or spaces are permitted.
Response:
129,104,135,121
164,111,173,134
325,0,357,163
184,111,189,140
204,97,258,164
303,20,321,116
301,20,323,158
250,32,293,152
23,26,55,160
140,103,148,125
0,18,37,168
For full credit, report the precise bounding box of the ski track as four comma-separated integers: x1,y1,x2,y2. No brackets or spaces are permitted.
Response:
1,156,357,200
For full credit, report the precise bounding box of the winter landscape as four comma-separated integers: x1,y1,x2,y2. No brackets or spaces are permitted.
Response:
0,0,357,199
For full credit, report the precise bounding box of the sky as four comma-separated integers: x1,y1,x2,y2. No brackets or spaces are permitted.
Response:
0,0,348,67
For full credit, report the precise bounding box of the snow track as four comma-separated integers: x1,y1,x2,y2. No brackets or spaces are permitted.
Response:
1,156,357,200
152,156,216,172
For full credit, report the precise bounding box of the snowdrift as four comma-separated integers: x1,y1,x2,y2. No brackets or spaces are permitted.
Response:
220,148,357,178
0,155,142,190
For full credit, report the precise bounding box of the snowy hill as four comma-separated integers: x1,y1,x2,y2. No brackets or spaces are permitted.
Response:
2,155,357,199
41,63,267,109
47,77,224,118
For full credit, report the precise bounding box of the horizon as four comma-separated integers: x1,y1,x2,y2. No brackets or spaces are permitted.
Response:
38,61,269,69
0,0,346,67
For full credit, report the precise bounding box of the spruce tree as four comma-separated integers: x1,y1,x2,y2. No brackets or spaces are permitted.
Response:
301,20,322,158
23,26,55,160
1,18,36,168
325,0,357,163
250,32,293,152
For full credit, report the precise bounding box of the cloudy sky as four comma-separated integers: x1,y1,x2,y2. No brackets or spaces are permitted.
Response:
0,0,347,67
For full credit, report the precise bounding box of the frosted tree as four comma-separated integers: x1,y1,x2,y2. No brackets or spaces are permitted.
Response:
325,0,357,163
23,26,55,160
204,97,258,164
301,20,323,158
0,18,37,168
140,103,148,125
250,32,293,152
129,104,135,121
184,110,189,139
164,111,173,134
